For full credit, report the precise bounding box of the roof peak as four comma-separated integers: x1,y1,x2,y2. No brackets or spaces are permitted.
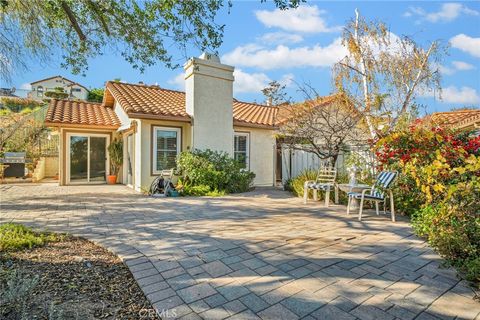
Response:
107,80,275,108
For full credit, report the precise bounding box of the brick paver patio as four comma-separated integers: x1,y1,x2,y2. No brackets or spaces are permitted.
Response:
1,183,479,320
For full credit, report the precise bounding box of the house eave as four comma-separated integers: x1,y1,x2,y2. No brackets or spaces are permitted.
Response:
127,112,191,123
233,120,277,130
45,122,119,130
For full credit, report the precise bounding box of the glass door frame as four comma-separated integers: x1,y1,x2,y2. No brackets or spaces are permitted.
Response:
66,133,110,184
123,132,134,188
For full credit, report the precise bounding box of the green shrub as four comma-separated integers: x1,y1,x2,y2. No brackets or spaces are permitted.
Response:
413,200,480,283
176,149,255,194
287,169,318,198
181,184,226,197
287,169,349,203
0,223,61,252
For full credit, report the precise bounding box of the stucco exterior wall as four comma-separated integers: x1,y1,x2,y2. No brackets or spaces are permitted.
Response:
133,119,192,192
114,102,131,127
185,56,234,155
44,156,58,177
234,126,275,186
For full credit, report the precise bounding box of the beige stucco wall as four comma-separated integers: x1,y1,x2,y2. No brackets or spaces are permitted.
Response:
132,118,191,192
234,126,275,186
44,156,58,177
128,120,274,190
185,56,234,155
114,102,131,127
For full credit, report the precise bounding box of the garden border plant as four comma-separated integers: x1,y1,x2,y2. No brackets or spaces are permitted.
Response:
176,149,255,196
374,120,480,284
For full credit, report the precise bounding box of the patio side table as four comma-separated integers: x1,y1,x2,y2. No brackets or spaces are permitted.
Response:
336,183,371,210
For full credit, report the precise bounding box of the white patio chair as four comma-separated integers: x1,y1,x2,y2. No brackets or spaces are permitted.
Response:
347,171,397,222
303,167,337,207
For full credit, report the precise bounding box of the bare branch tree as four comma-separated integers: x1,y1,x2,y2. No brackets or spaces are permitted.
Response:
277,85,367,166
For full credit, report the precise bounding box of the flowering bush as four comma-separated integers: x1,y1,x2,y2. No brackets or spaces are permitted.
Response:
375,120,480,283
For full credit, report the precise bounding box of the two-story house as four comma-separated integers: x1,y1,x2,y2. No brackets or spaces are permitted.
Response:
29,76,89,101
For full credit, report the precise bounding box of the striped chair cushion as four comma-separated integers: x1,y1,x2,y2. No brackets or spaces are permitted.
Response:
348,171,397,201
306,182,332,190
351,192,384,200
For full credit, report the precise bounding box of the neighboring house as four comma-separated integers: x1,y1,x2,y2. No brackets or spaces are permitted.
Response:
44,53,278,191
29,76,89,101
0,88,18,98
430,109,480,132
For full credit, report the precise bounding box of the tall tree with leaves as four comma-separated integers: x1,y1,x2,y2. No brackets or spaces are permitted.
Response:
261,80,290,106
0,0,303,83
333,9,444,138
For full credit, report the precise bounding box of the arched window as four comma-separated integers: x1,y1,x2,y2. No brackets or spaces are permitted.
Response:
37,86,44,97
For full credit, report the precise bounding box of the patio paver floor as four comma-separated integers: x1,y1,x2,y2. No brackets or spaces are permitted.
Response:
1,183,479,320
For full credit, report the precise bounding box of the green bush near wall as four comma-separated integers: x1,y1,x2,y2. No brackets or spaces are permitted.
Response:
176,149,255,196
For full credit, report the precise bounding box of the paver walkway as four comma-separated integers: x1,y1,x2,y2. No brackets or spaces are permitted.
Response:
1,183,479,320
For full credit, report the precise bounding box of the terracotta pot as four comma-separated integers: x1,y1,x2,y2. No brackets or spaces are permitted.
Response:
106,175,117,184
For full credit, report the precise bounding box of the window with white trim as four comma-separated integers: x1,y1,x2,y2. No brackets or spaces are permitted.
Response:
152,126,181,174
234,132,249,169
37,86,44,97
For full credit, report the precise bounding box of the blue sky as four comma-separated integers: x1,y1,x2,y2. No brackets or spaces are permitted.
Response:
8,1,480,113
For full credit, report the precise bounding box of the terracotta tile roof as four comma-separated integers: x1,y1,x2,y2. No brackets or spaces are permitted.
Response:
45,99,120,128
275,94,341,125
430,109,480,128
233,100,277,127
105,82,278,127
106,82,188,120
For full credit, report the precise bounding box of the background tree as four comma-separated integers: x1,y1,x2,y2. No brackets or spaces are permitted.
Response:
0,105,48,158
261,80,290,106
44,87,69,100
278,86,366,166
333,9,444,138
87,88,104,103
1,0,303,83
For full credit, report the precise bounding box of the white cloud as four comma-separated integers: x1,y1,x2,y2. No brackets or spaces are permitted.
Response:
168,73,185,90
20,83,31,90
233,69,270,94
442,86,480,104
452,60,475,71
279,73,295,87
255,5,341,33
438,65,455,75
450,34,480,57
437,60,476,76
423,85,480,105
405,3,479,23
257,32,304,45
222,38,347,70
167,69,293,95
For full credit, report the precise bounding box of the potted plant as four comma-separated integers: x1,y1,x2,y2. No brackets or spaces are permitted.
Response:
107,138,123,184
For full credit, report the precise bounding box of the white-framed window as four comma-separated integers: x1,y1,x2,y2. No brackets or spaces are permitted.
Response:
234,132,249,169
72,88,82,92
152,126,181,174
37,86,44,97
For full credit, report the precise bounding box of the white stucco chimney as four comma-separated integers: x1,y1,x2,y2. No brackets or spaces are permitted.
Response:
184,53,234,155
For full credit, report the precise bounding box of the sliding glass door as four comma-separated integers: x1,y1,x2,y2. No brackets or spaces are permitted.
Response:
68,134,109,184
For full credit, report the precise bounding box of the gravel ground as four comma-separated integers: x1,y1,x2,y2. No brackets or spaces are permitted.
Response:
0,236,160,319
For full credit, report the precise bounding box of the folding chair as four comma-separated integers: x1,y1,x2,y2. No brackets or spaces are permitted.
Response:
303,167,337,207
347,171,397,221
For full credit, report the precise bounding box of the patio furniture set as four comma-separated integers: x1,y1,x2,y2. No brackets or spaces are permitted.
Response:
303,167,397,222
